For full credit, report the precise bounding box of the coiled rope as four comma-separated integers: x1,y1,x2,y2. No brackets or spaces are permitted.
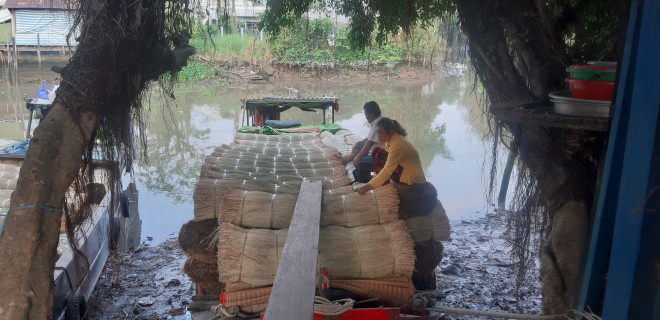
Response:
313,296,355,316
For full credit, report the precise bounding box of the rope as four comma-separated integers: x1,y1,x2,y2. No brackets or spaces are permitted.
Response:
269,194,276,229
351,228,362,277
429,306,564,319
238,191,247,225
210,304,256,319
383,224,396,276
274,230,279,271
213,179,219,218
0,205,64,239
237,230,249,283
342,195,348,226
313,297,354,316
370,189,380,223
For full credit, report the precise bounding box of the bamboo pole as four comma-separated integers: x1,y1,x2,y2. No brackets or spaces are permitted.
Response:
37,33,41,81
241,38,256,128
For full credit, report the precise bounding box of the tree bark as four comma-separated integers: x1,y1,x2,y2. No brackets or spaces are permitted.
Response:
454,0,591,315
0,104,98,319
454,0,532,103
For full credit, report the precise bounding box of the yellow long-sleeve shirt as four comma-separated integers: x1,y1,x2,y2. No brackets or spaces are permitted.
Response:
368,133,426,187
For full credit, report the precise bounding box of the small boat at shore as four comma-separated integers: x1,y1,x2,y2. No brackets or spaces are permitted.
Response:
0,139,141,320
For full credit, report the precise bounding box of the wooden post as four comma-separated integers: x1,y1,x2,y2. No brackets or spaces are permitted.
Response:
322,107,326,125
25,108,33,139
6,32,11,70
263,180,322,320
242,39,256,128
332,107,335,124
12,33,18,75
37,33,41,81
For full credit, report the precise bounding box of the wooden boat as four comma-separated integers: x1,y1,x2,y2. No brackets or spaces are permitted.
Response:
0,142,140,320
188,97,441,320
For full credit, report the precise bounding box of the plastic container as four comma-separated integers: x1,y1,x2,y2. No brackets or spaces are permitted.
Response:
549,91,610,118
565,78,615,101
566,65,616,82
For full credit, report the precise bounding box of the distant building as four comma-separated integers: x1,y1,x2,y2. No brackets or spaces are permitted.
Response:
3,0,76,47
197,0,347,32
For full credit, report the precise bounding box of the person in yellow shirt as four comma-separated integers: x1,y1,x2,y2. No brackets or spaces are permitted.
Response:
358,118,426,195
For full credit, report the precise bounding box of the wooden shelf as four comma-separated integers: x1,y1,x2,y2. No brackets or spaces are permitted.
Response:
491,101,610,132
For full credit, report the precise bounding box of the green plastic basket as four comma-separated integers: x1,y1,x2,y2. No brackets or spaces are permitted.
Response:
566,65,616,82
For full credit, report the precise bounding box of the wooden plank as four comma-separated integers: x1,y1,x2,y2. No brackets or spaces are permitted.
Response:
264,180,322,320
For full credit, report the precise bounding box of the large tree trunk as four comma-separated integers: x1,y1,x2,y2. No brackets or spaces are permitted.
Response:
0,105,98,319
0,0,194,316
454,0,590,315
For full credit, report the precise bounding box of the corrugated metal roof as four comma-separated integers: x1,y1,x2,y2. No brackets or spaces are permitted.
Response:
0,8,11,22
14,10,77,45
4,0,69,10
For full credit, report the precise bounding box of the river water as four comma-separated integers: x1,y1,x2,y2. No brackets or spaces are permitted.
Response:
1,64,499,244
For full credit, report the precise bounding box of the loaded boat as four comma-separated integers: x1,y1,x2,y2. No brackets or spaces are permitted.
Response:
182,97,450,319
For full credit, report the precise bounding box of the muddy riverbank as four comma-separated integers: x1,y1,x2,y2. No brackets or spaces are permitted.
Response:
86,211,541,319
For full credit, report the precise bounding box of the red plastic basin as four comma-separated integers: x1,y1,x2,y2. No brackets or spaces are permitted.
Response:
565,78,615,101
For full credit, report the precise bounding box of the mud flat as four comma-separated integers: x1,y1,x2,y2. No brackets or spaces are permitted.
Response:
86,211,542,319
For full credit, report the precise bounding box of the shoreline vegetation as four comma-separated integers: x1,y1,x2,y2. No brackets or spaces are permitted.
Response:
179,16,468,83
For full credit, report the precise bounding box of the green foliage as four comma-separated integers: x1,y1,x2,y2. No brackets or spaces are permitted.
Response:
189,30,259,60
262,0,456,50
176,61,219,82
563,0,622,62
268,17,404,64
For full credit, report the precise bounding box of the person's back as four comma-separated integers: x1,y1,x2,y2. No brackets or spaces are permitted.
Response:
340,101,384,167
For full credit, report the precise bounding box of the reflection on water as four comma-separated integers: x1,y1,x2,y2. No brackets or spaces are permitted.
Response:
0,65,492,244
137,75,490,243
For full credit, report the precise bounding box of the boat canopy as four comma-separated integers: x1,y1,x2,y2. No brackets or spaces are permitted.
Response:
241,97,339,112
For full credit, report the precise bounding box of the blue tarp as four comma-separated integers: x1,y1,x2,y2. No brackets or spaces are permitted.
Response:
1,139,29,155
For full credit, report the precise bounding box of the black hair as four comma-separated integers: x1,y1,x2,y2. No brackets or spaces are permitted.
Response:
377,117,407,137
363,101,381,117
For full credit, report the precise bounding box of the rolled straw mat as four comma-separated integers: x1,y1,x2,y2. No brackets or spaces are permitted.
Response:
216,184,393,228
183,258,226,295
219,277,414,308
178,219,218,264
404,200,451,242
217,220,415,290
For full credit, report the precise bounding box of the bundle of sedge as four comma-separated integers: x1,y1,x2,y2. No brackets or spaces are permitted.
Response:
234,132,317,142
198,167,350,189
201,170,350,192
217,220,415,290
231,138,320,149
321,184,399,227
213,144,336,156
199,163,343,179
404,200,451,243
183,258,226,295
216,185,366,229
208,150,344,166
193,179,300,220
178,219,218,264
206,157,340,171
